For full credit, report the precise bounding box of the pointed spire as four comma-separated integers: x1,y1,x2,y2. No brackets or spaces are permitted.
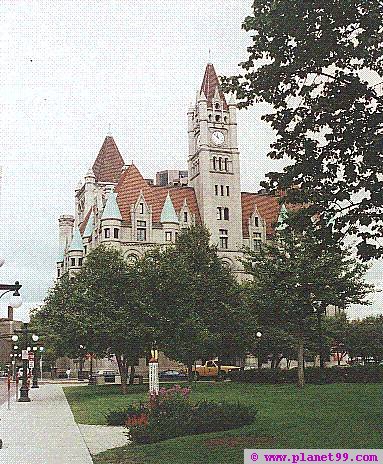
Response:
68,227,85,252
276,204,289,231
75,180,83,191
229,93,237,106
101,192,122,221
92,136,125,183
198,90,207,102
200,63,228,109
83,212,94,238
160,192,179,224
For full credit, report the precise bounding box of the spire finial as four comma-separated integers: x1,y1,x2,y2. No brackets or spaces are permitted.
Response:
107,123,112,136
208,49,212,63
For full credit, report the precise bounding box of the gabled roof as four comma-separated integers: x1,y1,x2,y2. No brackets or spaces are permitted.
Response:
101,192,122,221
241,193,282,238
68,226,85,252
160,192,179,223
92,136,125,183
115,164,201,225
200,63,228,110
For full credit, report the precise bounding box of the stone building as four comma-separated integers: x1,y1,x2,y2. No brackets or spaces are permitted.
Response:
57,63,282,281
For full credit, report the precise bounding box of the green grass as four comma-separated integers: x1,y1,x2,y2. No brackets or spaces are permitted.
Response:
64,382,383,464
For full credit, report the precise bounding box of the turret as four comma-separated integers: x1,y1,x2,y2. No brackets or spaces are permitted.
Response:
58,215,74,253
67,226,84,274
100,192,122,246
160,192,179,243
84,167,96,214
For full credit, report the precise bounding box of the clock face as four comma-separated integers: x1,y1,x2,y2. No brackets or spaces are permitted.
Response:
211,131,225,146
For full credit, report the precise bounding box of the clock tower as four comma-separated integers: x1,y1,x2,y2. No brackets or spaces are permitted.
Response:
188,63,243,266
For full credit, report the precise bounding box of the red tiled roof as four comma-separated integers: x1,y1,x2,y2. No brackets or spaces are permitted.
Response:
92,136,125,183
200,63,228,110
115,164,201,225
241,192,282,238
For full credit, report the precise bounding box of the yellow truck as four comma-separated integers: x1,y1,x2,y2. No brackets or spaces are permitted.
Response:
191,360,241,380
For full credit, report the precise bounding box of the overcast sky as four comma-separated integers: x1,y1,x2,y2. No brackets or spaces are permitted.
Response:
0,1,381,321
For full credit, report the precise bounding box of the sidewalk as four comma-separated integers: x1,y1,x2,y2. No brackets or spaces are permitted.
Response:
0,383,93,464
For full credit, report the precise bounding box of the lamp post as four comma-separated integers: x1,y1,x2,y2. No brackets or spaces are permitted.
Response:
13,323,39,402
256,331,262,369
31,338,40,389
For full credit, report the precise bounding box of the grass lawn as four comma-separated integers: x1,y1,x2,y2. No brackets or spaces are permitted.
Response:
64,382,383,464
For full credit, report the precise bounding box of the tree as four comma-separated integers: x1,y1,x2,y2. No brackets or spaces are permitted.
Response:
242,217,372,387
323,312,351,366
139,225,251,379
33,246,153,394
348,316,383,364
223,1,383,260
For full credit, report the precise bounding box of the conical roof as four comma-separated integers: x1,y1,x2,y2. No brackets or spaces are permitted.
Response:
83,212,94,238
92,136,125,183
68,227,85,252
160,192,179,224
200,63,228,109
101,192,122,221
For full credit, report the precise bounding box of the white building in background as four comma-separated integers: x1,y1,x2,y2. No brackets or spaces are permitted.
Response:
57,63,283,280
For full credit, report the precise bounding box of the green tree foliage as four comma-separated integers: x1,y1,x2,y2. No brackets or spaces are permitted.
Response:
139,225,251,378
32,246,153,393
242,217,372,386
223,1,383,259
348,315,383,363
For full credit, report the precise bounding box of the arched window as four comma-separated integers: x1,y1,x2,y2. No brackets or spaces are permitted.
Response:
208,114,212,121
223,207,229,220
215,102,220,110
218,157,222,170
213,156,216,170
224,158,228,171
215,114,221,122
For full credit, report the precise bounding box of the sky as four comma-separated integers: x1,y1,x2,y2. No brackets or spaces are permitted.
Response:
0,0,381,321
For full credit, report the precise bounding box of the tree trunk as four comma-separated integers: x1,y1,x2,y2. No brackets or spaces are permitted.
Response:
116,354,128,394
129,365,135,385
187,361,193,382
297,333,305,388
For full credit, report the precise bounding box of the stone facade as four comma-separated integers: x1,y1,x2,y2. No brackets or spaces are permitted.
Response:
57,63,283,281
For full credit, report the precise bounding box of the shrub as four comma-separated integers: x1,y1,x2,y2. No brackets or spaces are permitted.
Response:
229,366,383,384
120,385,256,444
106,403,146,426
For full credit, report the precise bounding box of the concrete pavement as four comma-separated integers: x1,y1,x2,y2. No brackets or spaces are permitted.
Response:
0,383,93,464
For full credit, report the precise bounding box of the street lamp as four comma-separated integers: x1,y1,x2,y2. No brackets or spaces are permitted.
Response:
256,331,263,369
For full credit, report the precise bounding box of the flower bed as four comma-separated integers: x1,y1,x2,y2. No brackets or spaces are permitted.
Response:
105,384,256,444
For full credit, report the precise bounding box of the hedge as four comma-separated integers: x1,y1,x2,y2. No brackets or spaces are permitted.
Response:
228,366,383,384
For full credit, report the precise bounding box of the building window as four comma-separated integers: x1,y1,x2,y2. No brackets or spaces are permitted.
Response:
139,202,144,214
215,185,218,195
114,228,119,239
219,229,228,249
226,186,230,196
218,157,222,170
71,258,76,267
254,217,259,227
215,114,221,122
104,228,111,239
184,211,188,222
78,258,83,266
220,185,224,196
213,157,216,170
175,231,178,240
223,207,229,220
57,268,61,278
253,232,262,252
217,207,222,220
137,221,147,241
224,158,228,171
84,245,87,255
215,102,220,110
165,231,172,242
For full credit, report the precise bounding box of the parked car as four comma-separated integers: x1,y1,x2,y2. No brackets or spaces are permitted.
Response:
191,360,241,380
0,370,7,377
96,370,117,383
159,370,188,381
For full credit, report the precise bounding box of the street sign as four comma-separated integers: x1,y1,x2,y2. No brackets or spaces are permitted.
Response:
29,361,34,368
22,350,28,360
